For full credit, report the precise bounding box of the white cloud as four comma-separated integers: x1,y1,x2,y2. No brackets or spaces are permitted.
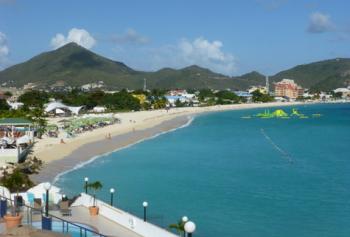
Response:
114,37,237,75
112,28,149,45
177,37,236,74
50,28,96,49
307,12,334,33
0,32,9,69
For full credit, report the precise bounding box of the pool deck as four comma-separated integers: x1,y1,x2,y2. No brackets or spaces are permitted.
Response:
50,206,143,237
0,206,143,237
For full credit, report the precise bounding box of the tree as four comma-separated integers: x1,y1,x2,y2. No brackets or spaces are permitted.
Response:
198,89,215,101
175,99,185,107
84,181,103,207
31,107,47,138
4,91,12,97
215,90,240,104
0,99,10,111
251,90,274,103
18,90,50,108
1,169,32,216
169,219,185,235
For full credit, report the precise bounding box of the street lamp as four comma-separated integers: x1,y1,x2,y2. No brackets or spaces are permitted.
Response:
43,182,51,217
84,177,89,194
142,201,148,222
184,221,196,237
182,216,189,237
110,188,115,206
182,216,188,223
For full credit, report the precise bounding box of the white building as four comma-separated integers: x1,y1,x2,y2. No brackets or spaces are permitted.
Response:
92,106,107,113
7,101,24,110
334,88,350,98
44,101,84,116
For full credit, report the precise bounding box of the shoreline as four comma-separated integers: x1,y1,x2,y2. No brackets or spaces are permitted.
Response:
31,102,304,183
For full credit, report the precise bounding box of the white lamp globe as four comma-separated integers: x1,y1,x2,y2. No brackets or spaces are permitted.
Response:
182,216,189,222
43,182,51,191
142,201,148,207
110,188,115,193
184,221,196,233
84,177,89,182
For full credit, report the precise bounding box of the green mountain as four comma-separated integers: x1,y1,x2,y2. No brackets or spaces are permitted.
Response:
271,58,350,91
0,43,265,90
0,43,348,91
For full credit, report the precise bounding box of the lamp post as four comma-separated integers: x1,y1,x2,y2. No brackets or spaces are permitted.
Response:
84,177,89,194
0,165,7,217
184,221,196,237
142,201,148,222
42,182,52,230
182,216,189,237
110,188,115,206
43,182,51,217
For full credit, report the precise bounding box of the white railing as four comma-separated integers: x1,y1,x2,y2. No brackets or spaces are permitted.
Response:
72,193,178,237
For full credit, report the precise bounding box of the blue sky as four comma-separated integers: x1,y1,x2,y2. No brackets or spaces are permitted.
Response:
0,0,349,75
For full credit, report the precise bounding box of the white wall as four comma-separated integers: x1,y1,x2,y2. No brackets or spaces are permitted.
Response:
72,193,178,237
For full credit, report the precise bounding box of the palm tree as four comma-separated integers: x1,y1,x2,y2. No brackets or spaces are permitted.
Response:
169,219,185,236
84,181,102,207
2,169,26,216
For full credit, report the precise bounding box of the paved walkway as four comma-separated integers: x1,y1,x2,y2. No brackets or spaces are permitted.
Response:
49,206,143,237
1,206,143,237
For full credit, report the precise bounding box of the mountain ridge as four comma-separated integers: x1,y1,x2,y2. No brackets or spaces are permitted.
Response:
0,43,349,91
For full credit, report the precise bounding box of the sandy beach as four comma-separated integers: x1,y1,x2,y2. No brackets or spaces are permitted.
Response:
31,102,303,183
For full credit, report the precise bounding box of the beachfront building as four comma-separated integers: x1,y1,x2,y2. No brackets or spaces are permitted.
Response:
44,101,84,116
248,86,268,94
81,81,105,91
274,79,304,99
165,90,198,107
0,118,34,166
334,87,350,98
234,91,253,102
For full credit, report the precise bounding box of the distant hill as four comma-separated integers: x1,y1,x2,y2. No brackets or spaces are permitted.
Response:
0,43,264,90
270,58,350,91
0,43,349,91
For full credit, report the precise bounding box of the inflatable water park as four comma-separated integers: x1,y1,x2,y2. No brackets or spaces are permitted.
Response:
241,108,322,119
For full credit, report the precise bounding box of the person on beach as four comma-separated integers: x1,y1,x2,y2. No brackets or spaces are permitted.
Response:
60,139,65,144
106,133,111,139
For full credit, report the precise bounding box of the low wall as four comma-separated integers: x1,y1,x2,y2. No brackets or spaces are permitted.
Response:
72,193,178,237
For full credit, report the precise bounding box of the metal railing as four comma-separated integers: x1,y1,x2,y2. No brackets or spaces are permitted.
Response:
0,194,107,237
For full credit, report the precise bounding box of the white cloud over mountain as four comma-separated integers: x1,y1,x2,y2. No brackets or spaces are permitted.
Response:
112,37,237,75
0,32,9,69
177,37,236,75
307,12,334,33
51,28,96,49
112,28,149,45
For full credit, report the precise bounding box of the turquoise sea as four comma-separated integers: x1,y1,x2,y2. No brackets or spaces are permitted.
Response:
56,103,350,237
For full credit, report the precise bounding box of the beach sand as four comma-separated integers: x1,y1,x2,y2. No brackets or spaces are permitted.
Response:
31,102,302,183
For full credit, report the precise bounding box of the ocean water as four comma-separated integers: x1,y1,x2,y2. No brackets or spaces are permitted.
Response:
55,103,350,237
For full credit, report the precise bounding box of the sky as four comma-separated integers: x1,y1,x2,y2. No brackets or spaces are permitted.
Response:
0,0,349,76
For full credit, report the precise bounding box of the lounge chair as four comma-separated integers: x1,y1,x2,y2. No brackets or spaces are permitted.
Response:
59,200,71,216
32,198,42,215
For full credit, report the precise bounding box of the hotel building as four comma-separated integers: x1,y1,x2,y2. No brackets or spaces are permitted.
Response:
274,79,303,99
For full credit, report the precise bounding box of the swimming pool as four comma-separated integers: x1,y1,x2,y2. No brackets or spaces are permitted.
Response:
31,221,97,237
